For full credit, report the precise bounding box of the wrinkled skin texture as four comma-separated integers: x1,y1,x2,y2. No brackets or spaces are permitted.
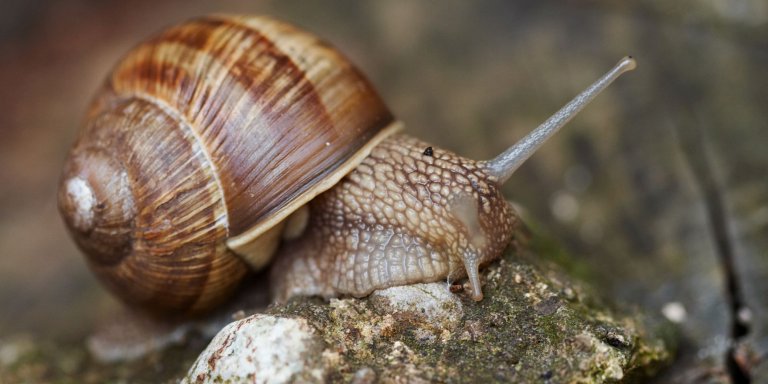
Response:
271,134,518,302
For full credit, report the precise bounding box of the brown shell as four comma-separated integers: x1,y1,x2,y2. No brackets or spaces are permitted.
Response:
59,14,396,313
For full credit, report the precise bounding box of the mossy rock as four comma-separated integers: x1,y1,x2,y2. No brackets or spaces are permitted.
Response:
186,231,675,383
1,230,675,383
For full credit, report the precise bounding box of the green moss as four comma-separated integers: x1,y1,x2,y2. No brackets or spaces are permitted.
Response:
523,222,595,284
266,236,674,383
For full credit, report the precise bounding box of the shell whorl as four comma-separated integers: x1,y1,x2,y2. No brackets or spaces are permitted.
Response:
60,98,245,313
59,15,395,313
96,14,395,236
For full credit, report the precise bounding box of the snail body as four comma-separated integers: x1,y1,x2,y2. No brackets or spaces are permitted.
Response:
271,134,517,302
58,15,635,314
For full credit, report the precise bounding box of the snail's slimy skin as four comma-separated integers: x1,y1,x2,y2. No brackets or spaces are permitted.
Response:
271,134,518,302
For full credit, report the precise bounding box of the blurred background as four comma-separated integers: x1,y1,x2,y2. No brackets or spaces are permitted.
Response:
1,0,766,381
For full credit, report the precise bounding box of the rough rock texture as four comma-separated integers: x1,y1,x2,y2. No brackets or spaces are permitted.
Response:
185,315,326,383
85,278,270,364
185,233,673,383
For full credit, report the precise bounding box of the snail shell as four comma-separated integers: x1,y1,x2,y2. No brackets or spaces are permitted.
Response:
58,15,400,313
59,12,637,314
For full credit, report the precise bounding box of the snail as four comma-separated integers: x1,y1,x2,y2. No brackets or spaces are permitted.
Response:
58,14,636,315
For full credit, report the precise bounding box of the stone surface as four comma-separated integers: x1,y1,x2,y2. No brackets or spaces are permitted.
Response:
0,336,34,368
184,236,673,383
85,279,270,364
184,315,326,384
369,283,465,330
87,312,194,363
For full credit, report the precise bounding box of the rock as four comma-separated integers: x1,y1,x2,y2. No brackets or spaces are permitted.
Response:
88,277,271,363
0,335,34,367
184,315,326,384
369,283,464,330
87,311,194,363
184,236,674,383
350,366,377,384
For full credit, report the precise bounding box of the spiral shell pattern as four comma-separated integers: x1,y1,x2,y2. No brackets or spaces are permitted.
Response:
59,15,395,313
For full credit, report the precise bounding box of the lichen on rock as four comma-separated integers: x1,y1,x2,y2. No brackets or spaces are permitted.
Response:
184,231,674,383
